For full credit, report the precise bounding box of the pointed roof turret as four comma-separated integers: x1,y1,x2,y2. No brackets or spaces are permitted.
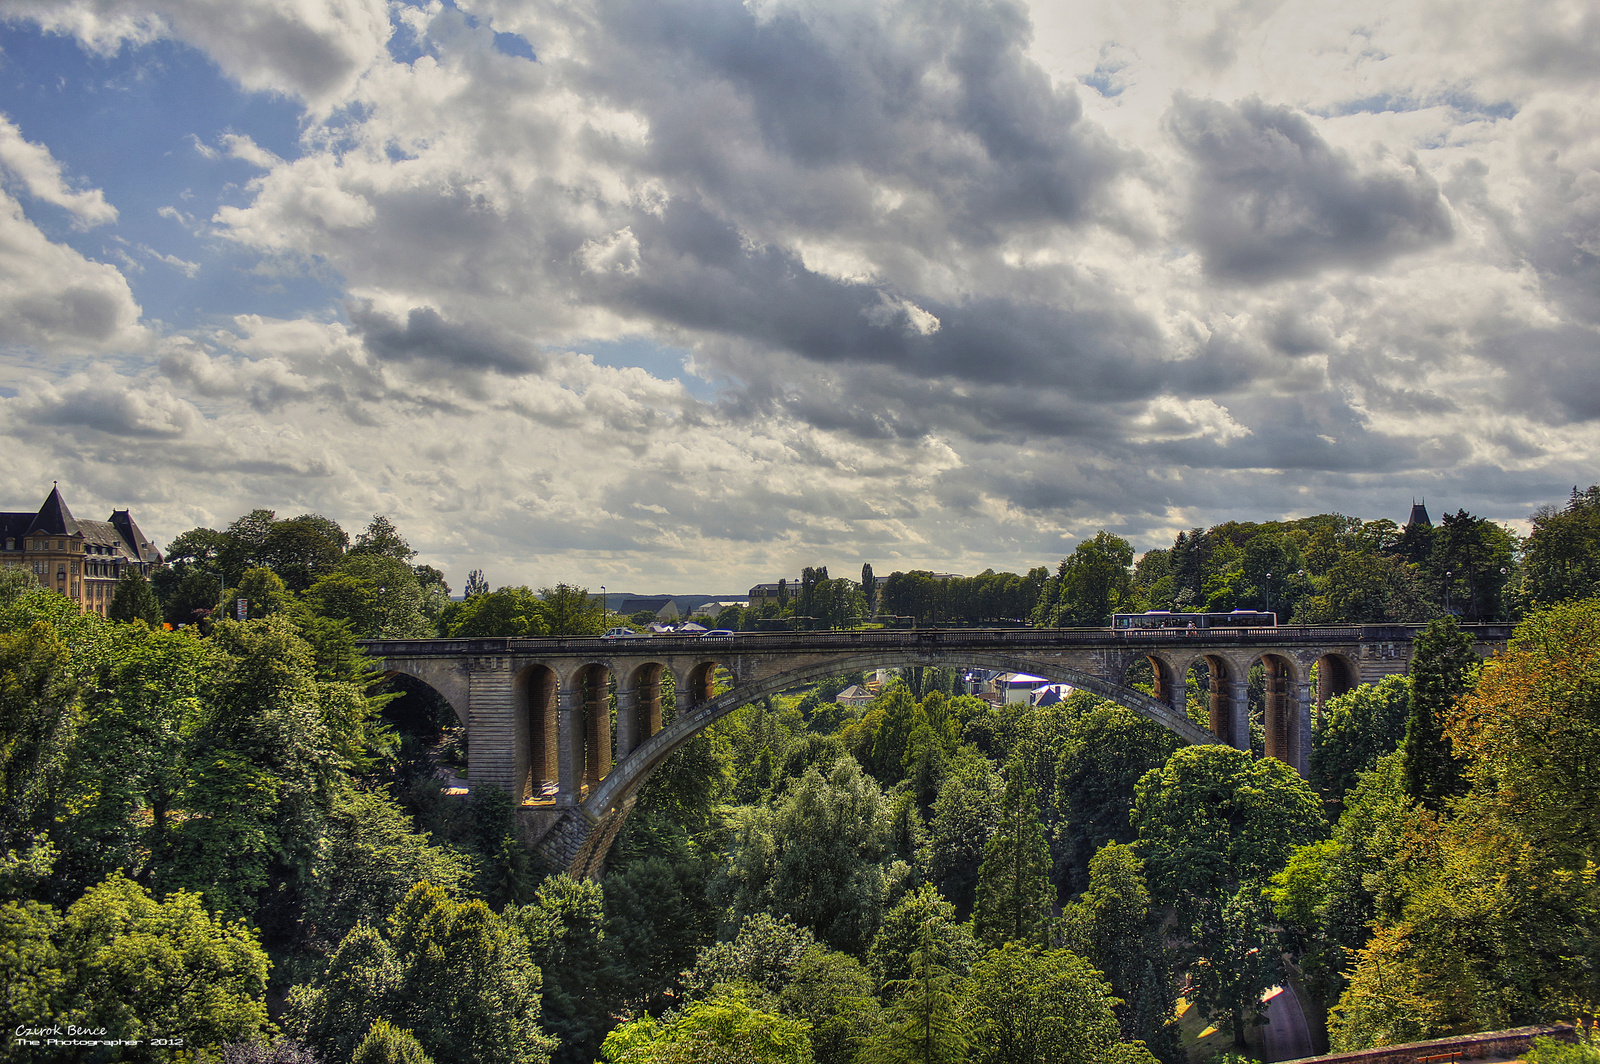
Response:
27,483,79,537
1406,497,1432,529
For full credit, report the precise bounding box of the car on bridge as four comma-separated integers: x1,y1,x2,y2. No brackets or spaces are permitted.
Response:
701,629,736,639
602,627,642,639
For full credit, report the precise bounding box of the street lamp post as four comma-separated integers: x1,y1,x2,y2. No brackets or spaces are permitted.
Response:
1265,572,1271,617
1500,567,1509,623
1445,571,1452,616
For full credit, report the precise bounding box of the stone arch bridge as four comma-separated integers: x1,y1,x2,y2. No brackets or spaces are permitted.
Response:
361,624,1509,874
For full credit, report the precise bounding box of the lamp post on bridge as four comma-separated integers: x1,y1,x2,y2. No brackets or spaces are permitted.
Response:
1265,572,1271,617
1445,571,1452,617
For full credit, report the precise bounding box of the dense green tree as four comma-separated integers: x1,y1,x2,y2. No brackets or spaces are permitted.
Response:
1187,885,1281,1049
602,848,719,1011
162,565,226,627
1268,753,1418,1031
352,515,416,562
1298,552,1428,625
1449,597,1600,845
720,757,907,955
1523,486,1600,606
107,567,163,625
537,584,606,636
308,554,434,639
438,585,551,637
67,873,270,1049
0,897,64,1041
286,922,404,1062
1328,605,1600,1045
1133,744,1325,1047
965,943,1157,1064
290,883,554,1064
780,946,881,1064
161,617,347,924
51,627,209,893
860,682,918,785
1134,746,1326,907
862,563,877,615
600,987,813,1064
517,874,615,1064
688,911,817,998
1054,703,1180,895
0,620,85,855
223,566,296,621
468,785,539,909
352,1020,436,1064
1036,532,1135,627
858,921,970,1064
0,873,271,1058
1401,617,1475,808
927,747,1002,915
153,526,228,597
261,514,349,592
218,509,280,586
973,764,1053,950
1428,509,1515,622
1061,842,1178,1057
1310,675,1411,808
867,883,982,989
305,788,471,949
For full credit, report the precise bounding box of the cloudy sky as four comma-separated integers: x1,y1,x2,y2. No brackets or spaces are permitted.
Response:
1,0,1597,593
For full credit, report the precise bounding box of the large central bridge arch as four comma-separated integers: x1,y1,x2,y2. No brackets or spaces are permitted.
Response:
582,649,1216,819
361,623,1512,873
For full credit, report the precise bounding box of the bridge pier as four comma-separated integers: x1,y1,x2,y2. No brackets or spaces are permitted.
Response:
557,685,583,807
468,659,518,796
583,667,612,787
527,667,559,802
1264,657,1291,765
1294,679,1313,776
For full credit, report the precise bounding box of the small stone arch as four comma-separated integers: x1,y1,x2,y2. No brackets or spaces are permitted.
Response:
681,660,724,711
515,664,560,803
373,663,469,729
1313,652,1359,711
617,661,666,759
566,661,614,792
1250,651,1303,767
1182,653,1248,750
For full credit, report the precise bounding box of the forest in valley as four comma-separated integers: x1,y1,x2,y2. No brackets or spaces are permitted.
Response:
2,490,1599,1063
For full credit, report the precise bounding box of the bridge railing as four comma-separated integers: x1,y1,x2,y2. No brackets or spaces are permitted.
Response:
359,623,1512,657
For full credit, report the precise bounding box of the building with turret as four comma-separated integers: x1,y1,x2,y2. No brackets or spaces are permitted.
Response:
0,485,163,616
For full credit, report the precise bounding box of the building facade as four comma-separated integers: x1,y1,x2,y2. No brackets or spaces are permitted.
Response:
0,485,163,616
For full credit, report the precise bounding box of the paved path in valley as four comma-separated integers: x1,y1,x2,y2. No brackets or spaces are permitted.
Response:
1260,982,1316,1062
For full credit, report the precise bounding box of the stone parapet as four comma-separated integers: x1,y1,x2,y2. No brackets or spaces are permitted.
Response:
1281,1024,1574,1064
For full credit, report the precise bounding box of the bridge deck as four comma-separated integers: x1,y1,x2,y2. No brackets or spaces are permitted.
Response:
360,623,1511,657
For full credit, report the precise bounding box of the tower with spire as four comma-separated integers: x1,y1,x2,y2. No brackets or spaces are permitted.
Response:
1,485,163,615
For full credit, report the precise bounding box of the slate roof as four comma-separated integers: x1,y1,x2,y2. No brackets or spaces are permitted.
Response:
0,511,31,547
1406,498,1433,529
27,485,78,536
0,488,162,564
